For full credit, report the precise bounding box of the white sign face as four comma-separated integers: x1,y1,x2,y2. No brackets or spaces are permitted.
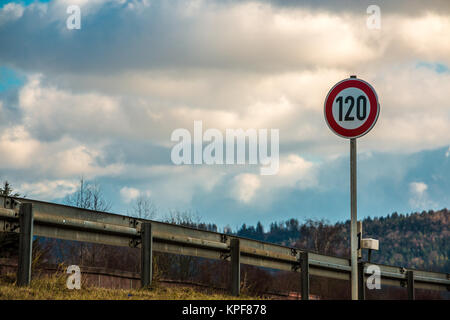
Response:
324,78,380,139
331,87,371,130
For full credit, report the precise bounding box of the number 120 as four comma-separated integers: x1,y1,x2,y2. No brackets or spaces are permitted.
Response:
336,95,367,121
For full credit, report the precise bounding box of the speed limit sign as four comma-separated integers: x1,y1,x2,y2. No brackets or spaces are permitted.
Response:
324,76,380,138
324,75,380,300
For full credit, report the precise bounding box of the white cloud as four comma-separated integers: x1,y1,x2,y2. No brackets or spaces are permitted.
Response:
0,122,123,180
18,75,130,142
0,0,449,217
230,154,317,205
231,173,261,203
3,3,449,156
409,182,428,195
408,181,437,210
0,125,40,168
19,179,78,200
4,1,450,73
120,186,140,203
18,64,450,159
396,13,450,64
0,3,24,25
272,154,317,189
115,164,226,208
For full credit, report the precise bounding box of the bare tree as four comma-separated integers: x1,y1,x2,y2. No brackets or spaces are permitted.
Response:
294,219,344,256
62,177,112,267
158,210,213,281
164,210,203,228
64,177,112,212
128,195,157,220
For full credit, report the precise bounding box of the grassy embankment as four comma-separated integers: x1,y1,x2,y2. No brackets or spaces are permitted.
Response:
0,273,255,300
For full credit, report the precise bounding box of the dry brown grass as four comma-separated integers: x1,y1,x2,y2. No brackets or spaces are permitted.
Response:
0,273,256,300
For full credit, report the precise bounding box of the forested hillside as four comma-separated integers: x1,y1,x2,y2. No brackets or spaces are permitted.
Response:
234,209,449,273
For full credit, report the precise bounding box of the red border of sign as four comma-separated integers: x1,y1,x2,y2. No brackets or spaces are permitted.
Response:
324,78,380,139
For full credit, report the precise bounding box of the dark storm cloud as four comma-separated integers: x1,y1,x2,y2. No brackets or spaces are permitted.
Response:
2,0,449,76
262,0,450,15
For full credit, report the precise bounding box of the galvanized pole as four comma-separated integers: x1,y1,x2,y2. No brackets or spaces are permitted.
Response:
407,271,415,300
17,203,33,286
300,252,309,300
357,220,364,300
358,262,365,300
230,238,240,296
141,222,152,288
350,138,358,300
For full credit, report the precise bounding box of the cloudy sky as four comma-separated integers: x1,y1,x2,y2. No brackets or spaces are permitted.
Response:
0,0,449,230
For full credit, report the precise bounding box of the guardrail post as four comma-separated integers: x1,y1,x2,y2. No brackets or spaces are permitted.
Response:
140,222,152,288
300,252,309,300
407,270,415,300
230,238,240,296
17,203,33,286
358,262,365,300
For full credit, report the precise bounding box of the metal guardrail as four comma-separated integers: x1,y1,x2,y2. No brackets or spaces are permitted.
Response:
0,196,449,299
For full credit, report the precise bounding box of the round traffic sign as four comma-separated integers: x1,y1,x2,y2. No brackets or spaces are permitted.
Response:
324,77,380,139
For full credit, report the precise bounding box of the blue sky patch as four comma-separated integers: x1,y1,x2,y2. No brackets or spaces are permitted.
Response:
416,62,449,73
1,0,51,7
0,66,25,92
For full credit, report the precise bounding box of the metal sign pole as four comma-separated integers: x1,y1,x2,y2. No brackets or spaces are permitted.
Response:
325,75,379,299
350,138,358,299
